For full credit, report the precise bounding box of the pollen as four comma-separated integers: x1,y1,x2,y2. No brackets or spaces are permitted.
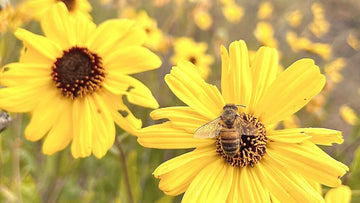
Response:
216,113,267,167
51,46,106,99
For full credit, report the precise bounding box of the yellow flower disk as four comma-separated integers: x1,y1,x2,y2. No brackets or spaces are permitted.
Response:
0,3,162,158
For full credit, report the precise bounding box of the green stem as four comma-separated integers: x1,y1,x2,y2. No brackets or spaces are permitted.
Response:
115,136,134,203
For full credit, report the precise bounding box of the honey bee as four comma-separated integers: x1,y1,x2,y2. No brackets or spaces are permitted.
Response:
194,104,258,157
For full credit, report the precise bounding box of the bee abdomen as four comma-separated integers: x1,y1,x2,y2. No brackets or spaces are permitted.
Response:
220,131,240,157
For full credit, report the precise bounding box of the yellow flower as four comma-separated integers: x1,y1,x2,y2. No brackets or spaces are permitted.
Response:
254,21,278,48
286,32,331,60
121,10,170,52
325,185,352,203
137,40,348,202
282,115,300,129
0,3,161,158
0,2,31,33
170,37,214,79
25,0,92,20
257,1,273,20
193,8,212,30
222,2,244,23
287,9,303,28
347,32,360,51
324,58,346,83
340,105,359,125
309,3,329,38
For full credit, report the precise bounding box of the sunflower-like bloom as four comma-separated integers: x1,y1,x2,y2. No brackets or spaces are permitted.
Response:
137,40,348,202
25,0,92,20
170,37,214,79
0,3,161,158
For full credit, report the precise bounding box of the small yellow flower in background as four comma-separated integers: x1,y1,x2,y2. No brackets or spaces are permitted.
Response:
325,185,352,203
254,21,278,48
222,1,244,23
309,3,330,38
286,31,332,60
121,9,170,52
0,3,161,158
287,9,303,28
257,1,273,20
347,32,360,51
324,58,346,83
25,0,92,20
137,40,348,202
0,1,31,33
282,115,300,129
170,37,214,79
340,105,359,125
0,3,11,33
193,8,212,30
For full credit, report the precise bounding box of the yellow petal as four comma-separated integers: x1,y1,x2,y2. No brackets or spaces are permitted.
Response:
254,156,324,202
137,122,212,149
325,185,352,203
40,2,76,49
165,60,225,120
182,158,233,203
104,46,161,75
91,94,116,158
71,97,93,158
15,28,61,64
0,80,53,113
239,167,270,202
104,73,159,109
298,128,343,145
24,90,65,141
221,41,252,108
87,19,145,57
250,46,278,111
0,63,50,87
150,107,209,133
42,102,73,155
73,12,96,47
256,59,325,125
154,145,218,195
267,141,348,187
267,128,311,143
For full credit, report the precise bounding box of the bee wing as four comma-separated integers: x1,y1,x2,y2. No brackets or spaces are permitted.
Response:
235,116,258,136
194,117,222,139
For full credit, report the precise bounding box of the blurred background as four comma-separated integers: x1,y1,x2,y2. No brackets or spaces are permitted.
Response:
0,0,360,202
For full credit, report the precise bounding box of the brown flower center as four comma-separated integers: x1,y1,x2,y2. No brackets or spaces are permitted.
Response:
59,0,76,11
189,56,197,65
51,47,105,99
216,113,267,167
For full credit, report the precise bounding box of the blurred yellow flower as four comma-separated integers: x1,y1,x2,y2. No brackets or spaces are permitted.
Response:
170,37,214,79
347,32,360,51
138,40,347,202
121,10,170,52
325,185,352,203
286,32,331,60
257,1,273,20
340,105,359,125
222,2,244,23
25,0,92,20
193,8,212,30
306,94,325,118
0,3,161,158
287,9,303,28
324,58,346,83
282,115,300,129
309,3,330,38
0,2,30,33
254,21,278,48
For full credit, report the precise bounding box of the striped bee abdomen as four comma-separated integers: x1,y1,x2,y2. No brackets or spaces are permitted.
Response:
219,128,240,157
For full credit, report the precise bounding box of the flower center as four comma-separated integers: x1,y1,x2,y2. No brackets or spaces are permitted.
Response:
188,56,197,65
58,0,76,11
51,46,105,99
216,113,267,167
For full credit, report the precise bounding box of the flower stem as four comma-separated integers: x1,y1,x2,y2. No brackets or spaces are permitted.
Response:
115,136,134,203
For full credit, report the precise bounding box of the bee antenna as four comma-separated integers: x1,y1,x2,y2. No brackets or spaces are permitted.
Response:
236,104,247,108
